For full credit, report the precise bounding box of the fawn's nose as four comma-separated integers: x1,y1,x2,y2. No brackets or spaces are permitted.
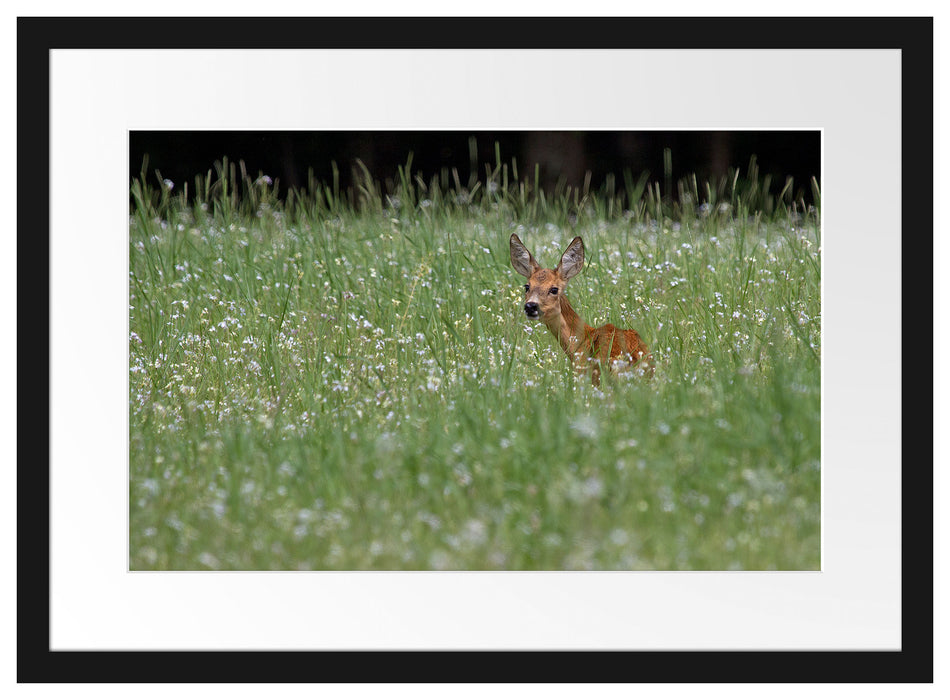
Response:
524,302,539,317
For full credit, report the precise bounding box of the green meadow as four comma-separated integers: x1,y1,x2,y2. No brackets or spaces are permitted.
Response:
129,154,821,570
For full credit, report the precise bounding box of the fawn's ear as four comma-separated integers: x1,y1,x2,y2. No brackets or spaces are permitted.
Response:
557,236,585,281
510,233,540,278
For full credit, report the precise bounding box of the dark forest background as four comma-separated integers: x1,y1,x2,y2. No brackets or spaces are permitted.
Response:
130,130,821,204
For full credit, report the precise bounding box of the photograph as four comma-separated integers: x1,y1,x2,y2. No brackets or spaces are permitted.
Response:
128,129,822,571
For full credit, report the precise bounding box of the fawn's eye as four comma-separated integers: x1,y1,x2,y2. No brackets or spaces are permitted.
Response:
550,287,559,295
524,284,530,292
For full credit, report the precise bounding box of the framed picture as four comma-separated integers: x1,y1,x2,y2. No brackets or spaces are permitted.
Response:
20,14,931,684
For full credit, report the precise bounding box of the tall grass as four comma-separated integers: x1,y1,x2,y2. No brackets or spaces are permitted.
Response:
129,152,821,570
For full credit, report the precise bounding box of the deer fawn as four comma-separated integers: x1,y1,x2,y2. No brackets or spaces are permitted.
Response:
510,233,654,385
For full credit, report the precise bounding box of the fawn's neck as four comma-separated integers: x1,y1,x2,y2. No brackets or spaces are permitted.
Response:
544,294,591,360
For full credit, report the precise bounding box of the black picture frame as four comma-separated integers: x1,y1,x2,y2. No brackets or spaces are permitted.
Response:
18,15,932,684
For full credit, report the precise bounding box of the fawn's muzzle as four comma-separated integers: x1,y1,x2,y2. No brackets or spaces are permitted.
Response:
524,302,540,318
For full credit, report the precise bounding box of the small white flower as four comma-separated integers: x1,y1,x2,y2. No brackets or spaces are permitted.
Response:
198,552,220,569
583,477,604,499
570,415,599,439
609,529,629,546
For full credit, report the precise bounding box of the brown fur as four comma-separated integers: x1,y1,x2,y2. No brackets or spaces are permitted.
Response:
510,233,654,385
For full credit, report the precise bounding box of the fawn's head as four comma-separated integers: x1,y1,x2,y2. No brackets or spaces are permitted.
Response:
509,233,585,322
